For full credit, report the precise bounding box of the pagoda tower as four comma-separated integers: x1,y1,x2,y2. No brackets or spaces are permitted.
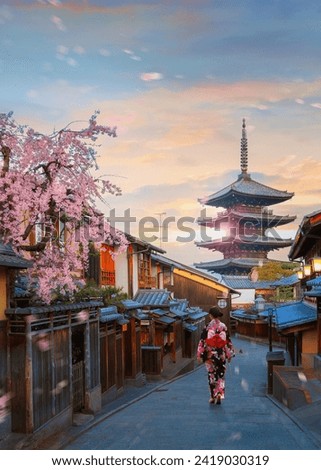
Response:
195,119,296,275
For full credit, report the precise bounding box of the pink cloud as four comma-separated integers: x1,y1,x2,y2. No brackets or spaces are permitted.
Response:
140,72,163,82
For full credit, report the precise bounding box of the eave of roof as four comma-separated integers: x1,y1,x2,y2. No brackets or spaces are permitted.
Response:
268,301,316,330
289,209,321,260
198,212,296,228
0,243,32,269
221,275,274,290
151,253,239,294
124,233,166,254
196,236,293,250
200,173,294,208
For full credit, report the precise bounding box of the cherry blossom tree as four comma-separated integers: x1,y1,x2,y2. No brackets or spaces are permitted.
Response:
0,111,127,302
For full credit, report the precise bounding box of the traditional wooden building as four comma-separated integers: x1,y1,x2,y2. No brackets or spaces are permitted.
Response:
288,209,321,372
195,119,296,275
122,289,208,377
5,301,102,434
87,235,165,296
0,243,31,397
151,253,239,330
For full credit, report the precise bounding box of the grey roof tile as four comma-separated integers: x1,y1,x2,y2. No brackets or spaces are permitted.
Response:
0,243,31,269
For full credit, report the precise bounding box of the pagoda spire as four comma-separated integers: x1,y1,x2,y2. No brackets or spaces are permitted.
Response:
240,118,248,174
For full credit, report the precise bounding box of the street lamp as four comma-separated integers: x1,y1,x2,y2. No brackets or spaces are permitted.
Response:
217,297,227,309
304,264,311,277
312,257,321,274
255,295,266,312
267,308,274,352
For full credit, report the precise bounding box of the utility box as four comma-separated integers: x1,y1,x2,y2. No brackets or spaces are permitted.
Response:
266,351,285,394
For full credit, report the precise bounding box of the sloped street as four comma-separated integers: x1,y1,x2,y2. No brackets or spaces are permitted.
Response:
63,337,321,450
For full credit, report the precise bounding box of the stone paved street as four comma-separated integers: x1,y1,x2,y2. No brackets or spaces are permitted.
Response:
64,337,320,450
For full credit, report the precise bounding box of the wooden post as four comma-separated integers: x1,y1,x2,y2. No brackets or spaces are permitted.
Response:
25,316,34,433
317,297,321,355
68,311,73,408
84,316,90,409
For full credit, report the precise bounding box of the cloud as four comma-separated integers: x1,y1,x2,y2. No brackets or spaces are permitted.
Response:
140,72,163,81
57,45,68,55
251,104,269,110
37,0,61,5
51,15,66,31
73,46,85,55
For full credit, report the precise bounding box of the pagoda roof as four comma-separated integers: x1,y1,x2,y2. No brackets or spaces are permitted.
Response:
199,119,295,209
194,257,266,273
196,235,293,251
198,210,296,227
200,172,294,209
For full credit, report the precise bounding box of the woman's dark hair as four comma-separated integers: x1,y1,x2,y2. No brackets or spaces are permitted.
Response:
208,306,223,317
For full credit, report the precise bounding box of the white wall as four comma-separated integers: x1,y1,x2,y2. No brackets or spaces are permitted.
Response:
232,288,256,307
115,249,129,294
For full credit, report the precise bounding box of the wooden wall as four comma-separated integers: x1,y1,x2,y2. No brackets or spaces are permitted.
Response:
0,321,7,394
169,273,231,329
100,322,125,400
7,304,101,433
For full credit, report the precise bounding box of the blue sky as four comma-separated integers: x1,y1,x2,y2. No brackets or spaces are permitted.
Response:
2,0,321,265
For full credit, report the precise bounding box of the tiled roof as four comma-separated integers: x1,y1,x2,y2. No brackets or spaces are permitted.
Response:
100,306,129,325
231,309,261,321
6,301,103,315
0,243,31,269
265,301,316,330
133,289,172,306
183,322,198,332
211,210,296,226
123,290,208,323
289,209,321,260
305,277,321,297
121,299,143,310
202,173,294,208
221,275,273,290
154,315,176,325
271,274,299,287
195,258,268,270
151,253,239,293
196,235,293,249
231,301,316,330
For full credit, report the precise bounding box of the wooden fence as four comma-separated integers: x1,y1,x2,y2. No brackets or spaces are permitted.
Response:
6,301,102,434
0,321,7,394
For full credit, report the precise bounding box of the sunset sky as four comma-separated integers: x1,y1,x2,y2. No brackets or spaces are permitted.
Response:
2,0,321,266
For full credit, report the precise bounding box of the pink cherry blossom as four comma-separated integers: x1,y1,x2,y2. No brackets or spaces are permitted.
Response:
0,111,127,303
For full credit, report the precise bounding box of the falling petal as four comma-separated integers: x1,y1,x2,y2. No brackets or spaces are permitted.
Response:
297,372,307,383
77,310,89,322
241,378,249,392
228,432,242,441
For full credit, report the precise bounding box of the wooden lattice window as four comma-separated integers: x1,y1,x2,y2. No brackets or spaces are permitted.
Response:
100,244,115,286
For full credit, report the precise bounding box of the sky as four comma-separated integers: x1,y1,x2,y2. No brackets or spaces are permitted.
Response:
2,0,321,267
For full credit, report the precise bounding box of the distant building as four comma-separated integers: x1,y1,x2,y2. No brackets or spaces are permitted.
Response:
195,119,296,275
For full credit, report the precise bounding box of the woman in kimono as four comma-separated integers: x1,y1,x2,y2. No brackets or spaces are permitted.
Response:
197,306,235,404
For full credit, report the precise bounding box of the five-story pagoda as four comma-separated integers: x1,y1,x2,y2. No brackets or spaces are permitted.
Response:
195,119,296,275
